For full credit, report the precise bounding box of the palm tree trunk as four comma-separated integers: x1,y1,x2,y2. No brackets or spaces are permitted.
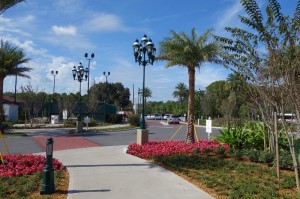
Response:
185,67,195,143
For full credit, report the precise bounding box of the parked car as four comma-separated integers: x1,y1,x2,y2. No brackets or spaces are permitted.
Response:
163,114,173,120
167,116,180,124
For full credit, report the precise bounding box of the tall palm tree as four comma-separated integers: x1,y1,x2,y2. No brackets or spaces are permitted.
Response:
158,28,222,143
0,40,31,121
0,0,25,15
172,82,188,114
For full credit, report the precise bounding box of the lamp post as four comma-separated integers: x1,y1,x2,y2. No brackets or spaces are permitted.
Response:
137,87,141,114
40,138,55,194
133,34,156,129
72,62,89,133
103,71,110,102
84,53,94,96
14,72,17,104
51,70,58,100
103,71,110,83
133,35,155,145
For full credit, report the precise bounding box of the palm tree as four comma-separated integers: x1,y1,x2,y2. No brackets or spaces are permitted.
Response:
143,87,152,112
158,28,222,143
0,0,25,15
0,40,31,122
172,82,188,114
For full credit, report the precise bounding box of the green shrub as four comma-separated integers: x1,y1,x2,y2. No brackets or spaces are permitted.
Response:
247,149,260,162
214,126,248,149
213,122,265,150
202,148,213,156
64,119,76,127
259,151,275,165
215,147,226,158
231,149,243,160
88,117,97,126
281,175,296,189
106,114,123,124
193,147,200,154
273,150,293,170
228,148,235,155
127,114,140,127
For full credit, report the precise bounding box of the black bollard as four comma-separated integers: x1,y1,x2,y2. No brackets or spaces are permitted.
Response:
40,137,55,194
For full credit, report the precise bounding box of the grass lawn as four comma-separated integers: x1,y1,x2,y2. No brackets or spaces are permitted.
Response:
152,154,300,199
0,170,69,199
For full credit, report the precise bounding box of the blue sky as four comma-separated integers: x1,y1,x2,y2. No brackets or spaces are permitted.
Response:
0,0,296,102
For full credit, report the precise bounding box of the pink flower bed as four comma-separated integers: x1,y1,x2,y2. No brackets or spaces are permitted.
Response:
0,154,65,177
127,140,229,158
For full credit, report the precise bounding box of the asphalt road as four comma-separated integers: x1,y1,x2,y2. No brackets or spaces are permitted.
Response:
0,121,221,155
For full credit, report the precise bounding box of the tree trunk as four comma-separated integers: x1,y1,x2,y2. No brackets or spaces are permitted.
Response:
185,67,195,144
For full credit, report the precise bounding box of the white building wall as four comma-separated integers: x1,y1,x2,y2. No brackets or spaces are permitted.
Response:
3,104,18,121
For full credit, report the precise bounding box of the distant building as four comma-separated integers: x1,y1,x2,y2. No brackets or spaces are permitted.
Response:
2,96,21,121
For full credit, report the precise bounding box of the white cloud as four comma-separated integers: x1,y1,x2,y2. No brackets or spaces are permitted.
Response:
214,0,243,33
196,63,230,89
43,34,95,51
83,12,126,32
0,16,11,23
17,15,35,26
52,25,77,36
0,15,32,37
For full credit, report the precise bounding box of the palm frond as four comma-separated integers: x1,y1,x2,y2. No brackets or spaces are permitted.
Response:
0,0,25,15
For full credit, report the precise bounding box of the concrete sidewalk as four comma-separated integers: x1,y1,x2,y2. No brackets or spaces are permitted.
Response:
53,146,214,199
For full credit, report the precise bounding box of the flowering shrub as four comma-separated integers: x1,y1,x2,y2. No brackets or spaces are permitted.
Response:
0,154,65,177
127,140,229,158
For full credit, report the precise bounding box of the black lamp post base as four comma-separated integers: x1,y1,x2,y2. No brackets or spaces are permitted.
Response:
40,169,55,195
40,186,55,195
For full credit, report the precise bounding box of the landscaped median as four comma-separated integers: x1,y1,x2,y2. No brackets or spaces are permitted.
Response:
0,154,68,198
127,140,229,158
127,140,300,198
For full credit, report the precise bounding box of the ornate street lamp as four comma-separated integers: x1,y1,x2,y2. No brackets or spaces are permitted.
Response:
72,62,89,132
133,34,156,130
84,53,94,95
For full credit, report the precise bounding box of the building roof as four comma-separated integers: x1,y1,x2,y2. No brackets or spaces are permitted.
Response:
3,96,23,103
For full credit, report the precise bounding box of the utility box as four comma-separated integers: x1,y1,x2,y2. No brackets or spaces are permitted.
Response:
51,115,59,124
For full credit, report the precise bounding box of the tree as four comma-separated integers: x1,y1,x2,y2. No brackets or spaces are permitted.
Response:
0,0,25,15
0,40,31,122
143,87,152,112
215,0,300,191
89,82,130,110
172,82,188,115
206,80,229,117
32,91,46,118
19,84,34,126
158,28,222,143
56,93,77,120
226,72,248,117
86,85,99,118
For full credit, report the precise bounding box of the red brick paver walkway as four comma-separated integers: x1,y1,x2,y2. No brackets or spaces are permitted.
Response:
33,136,100,151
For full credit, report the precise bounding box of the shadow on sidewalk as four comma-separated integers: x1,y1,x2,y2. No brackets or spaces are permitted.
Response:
68,189,111,194
66,163,157,168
